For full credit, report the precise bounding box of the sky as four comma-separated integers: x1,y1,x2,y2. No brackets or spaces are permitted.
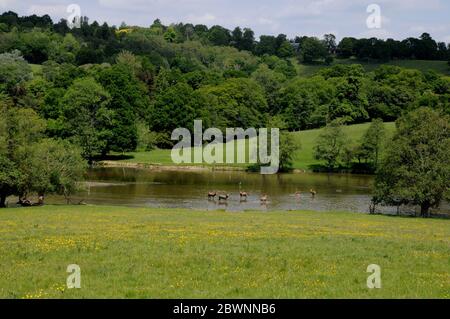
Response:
1,0,449,42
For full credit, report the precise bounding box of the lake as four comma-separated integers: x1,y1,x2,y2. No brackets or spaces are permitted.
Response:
33,167,448,215
58,167,383,213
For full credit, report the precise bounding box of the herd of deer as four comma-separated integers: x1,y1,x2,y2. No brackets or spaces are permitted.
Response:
207,189,317,203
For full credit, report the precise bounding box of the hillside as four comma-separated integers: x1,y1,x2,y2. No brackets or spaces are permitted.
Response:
108,122,396,170
294,58,450,77
2,11,448,176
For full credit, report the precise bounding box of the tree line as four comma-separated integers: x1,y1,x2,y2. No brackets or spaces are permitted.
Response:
1,11,449,64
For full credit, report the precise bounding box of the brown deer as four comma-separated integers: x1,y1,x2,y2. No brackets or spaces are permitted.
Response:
239,192,248,200
17,197,32,207
36,195,44,206
208,191,217,199
218,194,229,201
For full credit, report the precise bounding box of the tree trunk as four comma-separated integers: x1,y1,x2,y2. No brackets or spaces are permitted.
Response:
420,202,431,218
0,194,6,208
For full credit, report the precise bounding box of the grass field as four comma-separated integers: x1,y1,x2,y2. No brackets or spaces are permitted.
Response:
294,58,450,77
111,122,396,170
0,205,448,298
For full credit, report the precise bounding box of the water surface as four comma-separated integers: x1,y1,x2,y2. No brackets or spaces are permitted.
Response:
66,167,380,213
38,167,448,215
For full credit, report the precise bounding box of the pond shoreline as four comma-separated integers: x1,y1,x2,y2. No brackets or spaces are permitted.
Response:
97,160,247,172
97,160,311,173
96,160,375,175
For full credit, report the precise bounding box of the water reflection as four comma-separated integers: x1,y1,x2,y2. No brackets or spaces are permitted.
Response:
36,167,447,215
61,167,378,213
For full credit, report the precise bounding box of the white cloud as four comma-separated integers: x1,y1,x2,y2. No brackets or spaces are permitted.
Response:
360,28,393,39
27,4,68,16
185,13,216,25
257,17,280,32
0,0,17,8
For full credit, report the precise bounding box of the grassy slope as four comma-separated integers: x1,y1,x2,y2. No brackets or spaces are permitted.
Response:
113,122,396,170
294,58,450,77
0,205,448,298
292,122,396,169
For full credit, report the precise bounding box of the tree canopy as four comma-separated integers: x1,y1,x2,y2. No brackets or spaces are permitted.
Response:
373,108,450,216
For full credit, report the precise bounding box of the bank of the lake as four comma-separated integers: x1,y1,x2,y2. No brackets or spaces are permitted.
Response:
0,205,449,298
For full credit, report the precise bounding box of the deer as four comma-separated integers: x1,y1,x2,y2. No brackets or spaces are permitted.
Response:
208,191,217,200
260,194,268,203
218,194,230,201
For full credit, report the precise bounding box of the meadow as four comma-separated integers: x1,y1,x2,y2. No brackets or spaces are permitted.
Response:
0,205,448,298
294,58,450,77
109,122,396,170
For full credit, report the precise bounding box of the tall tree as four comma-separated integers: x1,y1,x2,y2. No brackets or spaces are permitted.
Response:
0,50,32,97
360,118,385,169
208,25,231,46
324,34,337,54
314,120,348,170
374,108,450,216
98,63,150,153
0,105,85,206
62,77,112,161
241,28,255,52
300,37,329,63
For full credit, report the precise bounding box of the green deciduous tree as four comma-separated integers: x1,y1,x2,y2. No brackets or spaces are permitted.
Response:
277,76,334,130
98,63,150,152
199,78,268,129
21,138,86,202
149,82,198,134
360,118,385,169
314,120,348,170
374,108,450,217
300,37,329,63
0,50,32,97
62,77,112,160
251,64,286,112
0,104,85,207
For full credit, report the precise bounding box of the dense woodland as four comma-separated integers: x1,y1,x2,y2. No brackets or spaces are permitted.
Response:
0,12,450,153
1,11,449,155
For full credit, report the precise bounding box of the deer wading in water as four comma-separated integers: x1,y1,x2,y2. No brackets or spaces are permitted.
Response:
208,191,216,199
260,194,268,203
218,194,229,201
239,192,248,200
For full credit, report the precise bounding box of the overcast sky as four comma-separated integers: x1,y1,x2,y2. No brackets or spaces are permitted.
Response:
1,0,449,42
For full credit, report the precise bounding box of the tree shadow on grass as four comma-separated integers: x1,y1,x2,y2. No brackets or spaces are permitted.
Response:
308,163,375,175
92,154,135,161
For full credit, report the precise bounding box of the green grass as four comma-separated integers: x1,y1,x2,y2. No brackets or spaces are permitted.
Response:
110,122,396,170
294,58,450,77
291,122,396,170
0,205,448,298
